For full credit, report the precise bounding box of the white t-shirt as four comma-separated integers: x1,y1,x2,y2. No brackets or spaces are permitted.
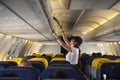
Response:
66,47,79,65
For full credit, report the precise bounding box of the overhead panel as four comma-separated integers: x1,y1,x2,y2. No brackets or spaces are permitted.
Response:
0,3,40,38
111,1,120,11
50,0,120,41
53,10,81,30
91,14,120,41
50,0,81,35
75,10,119,35
50,0,120,42
82,1,120,41
0,0,53,41
70,0,118,9
50,0,70,10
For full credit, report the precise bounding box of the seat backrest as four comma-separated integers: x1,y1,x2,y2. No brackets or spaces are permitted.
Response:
30,58,48,68
106,65,120,79
49,61,70,66
92,58,109,69
46,53,55,58
23,56,36,59
41,65,81,80
0,77,21,80
51,58,66,61
0,69,35,80
8,66,40,80
85,57,95,65
39,56,51,62
100,62,120,80
6,61,18,66
30,61,45,72
6,58,22,64
0,61,13,68
0,66,4,70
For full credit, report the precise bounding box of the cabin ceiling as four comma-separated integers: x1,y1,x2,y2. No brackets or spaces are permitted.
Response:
0,0,120,42
50,0,120,41
0,0,54,42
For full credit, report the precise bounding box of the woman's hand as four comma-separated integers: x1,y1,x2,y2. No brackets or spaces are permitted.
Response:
52,31,58,39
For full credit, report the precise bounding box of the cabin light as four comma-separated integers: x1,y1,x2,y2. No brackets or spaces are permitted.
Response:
97,43,100,46
94,25,99,29
6,35,12,39
83,25,99,35
25,40,28,43
113,42,117,45
33,42,38,44
0,33,4,37
118,42,120,44
89,28,94,31
3,57,7,61
99,43,103,46
108,12,119,20
109,42,113,45
106,43,109,46
9,56,12,59
82,32,87,35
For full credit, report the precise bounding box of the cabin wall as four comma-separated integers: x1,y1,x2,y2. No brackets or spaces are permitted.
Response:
97,42,120,56
0,34,22,60
14,39,27,57
0,35,13,60
81,43,101,54
81,42,120,56
0,33,34,60
24,42,61,55
40,44,61,54
0,33,120,61
26,43,43,55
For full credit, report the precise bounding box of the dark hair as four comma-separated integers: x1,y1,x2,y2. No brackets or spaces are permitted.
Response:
97,52,102,56
41,54,47,56
20,58,29,63
69,36,83,48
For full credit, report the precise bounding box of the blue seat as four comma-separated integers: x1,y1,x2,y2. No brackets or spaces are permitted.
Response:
23,56,36,59
0,78,21,80
49,61,70,66
106,65,120,80
7,61,18,66
0,69,36,80
99,62,120,80
8,66,40,80
41,65,81,80
0,66,4,70
106,56,117,60
39,56,51,62
0,61,13,68
85,57,95,78
30,61,45,72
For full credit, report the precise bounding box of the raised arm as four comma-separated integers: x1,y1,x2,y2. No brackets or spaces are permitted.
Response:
53,32,72,52
61,31,70,46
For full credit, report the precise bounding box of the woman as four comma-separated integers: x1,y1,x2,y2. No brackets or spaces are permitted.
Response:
53,30,83,65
